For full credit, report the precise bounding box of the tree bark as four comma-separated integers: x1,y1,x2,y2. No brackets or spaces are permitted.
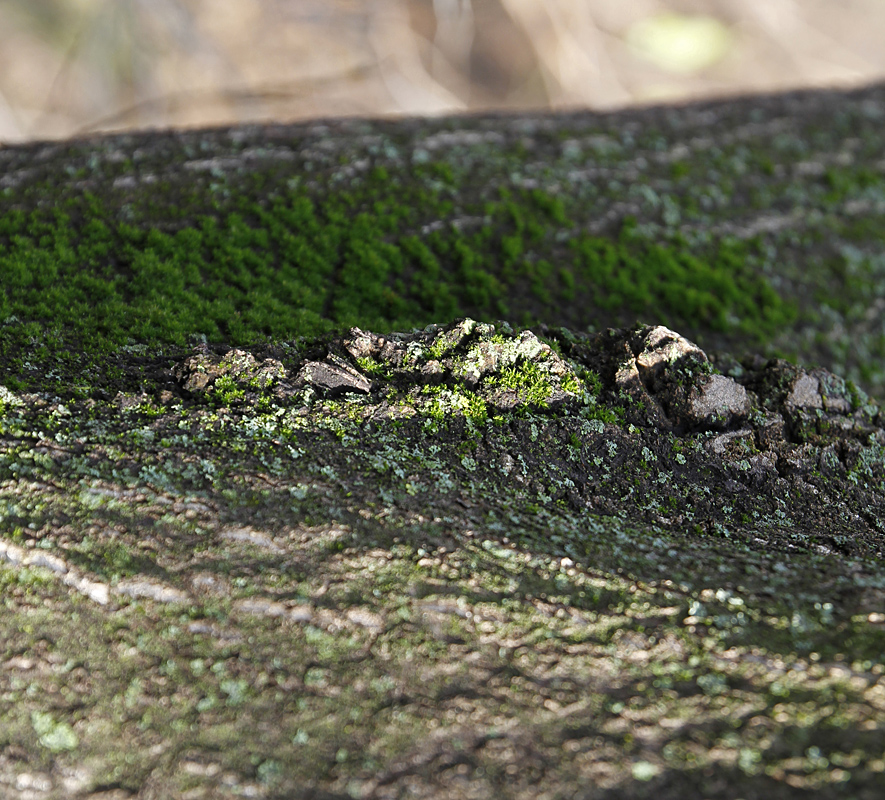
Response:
1,85,885,799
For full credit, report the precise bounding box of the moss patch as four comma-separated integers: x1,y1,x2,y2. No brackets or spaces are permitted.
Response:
0,184,793,390
6,90,885,395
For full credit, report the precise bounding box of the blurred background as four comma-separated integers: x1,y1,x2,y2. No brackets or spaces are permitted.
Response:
1,0,884,143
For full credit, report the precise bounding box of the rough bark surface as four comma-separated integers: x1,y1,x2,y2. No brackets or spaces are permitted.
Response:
2,86,885,799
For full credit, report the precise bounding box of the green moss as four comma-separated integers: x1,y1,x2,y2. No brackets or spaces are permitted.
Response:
465,394,488,426
571,220,795,334
0,173,793,395
491,362,552,405
211,375,246,407
4,107,885,401
560,372,581,394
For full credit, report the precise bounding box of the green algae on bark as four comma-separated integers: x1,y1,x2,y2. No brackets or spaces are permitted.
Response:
1,317,885,798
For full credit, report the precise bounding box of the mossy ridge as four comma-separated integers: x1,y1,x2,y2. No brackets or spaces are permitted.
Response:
0,174,793,400
6,91,885,393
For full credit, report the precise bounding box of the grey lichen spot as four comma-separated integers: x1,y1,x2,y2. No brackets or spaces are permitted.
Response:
705,428,756,458
634,326,707,383
297,355,372,396
689,374,751,430
454,329,556,388
173,347,285,394
344,327,402,365
456,339,505,388
785,373,823,411
514,330,548,362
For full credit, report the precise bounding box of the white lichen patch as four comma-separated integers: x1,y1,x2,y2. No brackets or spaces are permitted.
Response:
0,384,24,410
